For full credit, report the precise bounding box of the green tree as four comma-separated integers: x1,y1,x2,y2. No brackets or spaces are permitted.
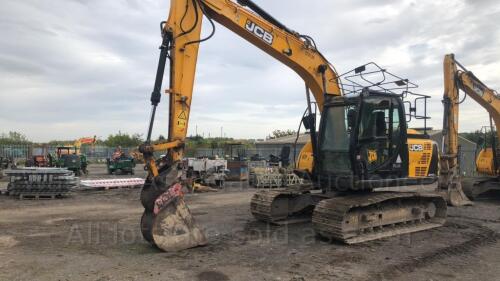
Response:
267,129,297,140
460,130,495,147
104,132,143,148
0,131,31,145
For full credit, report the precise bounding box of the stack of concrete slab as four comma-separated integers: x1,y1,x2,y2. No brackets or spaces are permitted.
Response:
5,167,77,199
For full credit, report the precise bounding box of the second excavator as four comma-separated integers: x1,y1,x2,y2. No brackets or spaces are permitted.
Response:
440,54,500,200
138,0,448,251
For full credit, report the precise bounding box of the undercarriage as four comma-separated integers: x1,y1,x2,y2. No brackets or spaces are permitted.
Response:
462,176,500,200
251,186,447,244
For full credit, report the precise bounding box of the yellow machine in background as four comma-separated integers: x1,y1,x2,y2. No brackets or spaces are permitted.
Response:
63,136,96,155
440,54,500,200
74,136,97,151
477,147,496,175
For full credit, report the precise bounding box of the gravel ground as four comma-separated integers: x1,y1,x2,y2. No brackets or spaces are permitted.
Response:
1,164,500,281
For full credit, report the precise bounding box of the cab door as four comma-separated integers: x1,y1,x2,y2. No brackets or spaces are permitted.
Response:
355,95,407,179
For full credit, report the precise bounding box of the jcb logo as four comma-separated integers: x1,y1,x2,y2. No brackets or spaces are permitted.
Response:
473,82,485,97
367,150,377,163
409,144,424,152
245,20,274,45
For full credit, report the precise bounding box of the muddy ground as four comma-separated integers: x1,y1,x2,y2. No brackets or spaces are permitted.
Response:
1,164,500,281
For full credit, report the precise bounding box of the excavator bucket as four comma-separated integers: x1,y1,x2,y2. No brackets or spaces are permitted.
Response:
438,159,473,207
442,182,473,207
446,187,473,206
141,171,207,252
141,179,207,252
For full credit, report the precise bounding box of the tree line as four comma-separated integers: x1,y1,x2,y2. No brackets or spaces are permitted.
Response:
0,131,143,148
5,128,489,148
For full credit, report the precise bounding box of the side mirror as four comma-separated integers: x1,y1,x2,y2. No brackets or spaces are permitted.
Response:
347,109,356,128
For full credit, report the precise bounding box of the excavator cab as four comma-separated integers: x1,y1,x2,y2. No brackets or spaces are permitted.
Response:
318,90,410,191
314,63,436,192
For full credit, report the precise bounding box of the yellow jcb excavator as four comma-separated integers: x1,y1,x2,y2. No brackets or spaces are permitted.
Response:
440,54,500,200
138,0,449,252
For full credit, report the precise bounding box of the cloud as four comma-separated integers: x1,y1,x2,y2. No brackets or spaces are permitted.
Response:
0,0,499,142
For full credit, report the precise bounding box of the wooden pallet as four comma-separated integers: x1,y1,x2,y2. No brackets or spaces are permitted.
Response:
18,193,59,200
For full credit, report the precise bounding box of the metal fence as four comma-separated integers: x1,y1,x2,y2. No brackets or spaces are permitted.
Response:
0,145,136,162
0,144,288,159
0,144,480,176
0,144,291,163
459,149,478,177
185,147,289,159
0,145,31,159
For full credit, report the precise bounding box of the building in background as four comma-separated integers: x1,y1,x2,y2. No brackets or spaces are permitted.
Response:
425,130,477,176
255,133,310,165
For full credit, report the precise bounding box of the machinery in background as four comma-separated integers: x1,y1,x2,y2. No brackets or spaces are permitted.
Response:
25,146,51,168
224,142,249,181
53,137,96,175
2,137,95,199
25,137,96,174
53,146,88,176
476,126,498,176
226,160,248,181
0,156,13,179
249,154,266,161
73,136,97,155
0,157,12,170
185,158,228,188
107,155,136,175
137,0,448,252
440,54,500,200
106,146,136,175
29,155,51,167
269,146,291,167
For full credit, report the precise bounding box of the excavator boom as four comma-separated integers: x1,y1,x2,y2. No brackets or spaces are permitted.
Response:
150,0,340,158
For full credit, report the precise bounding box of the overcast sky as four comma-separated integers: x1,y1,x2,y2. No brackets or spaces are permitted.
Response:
0,0,499,142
